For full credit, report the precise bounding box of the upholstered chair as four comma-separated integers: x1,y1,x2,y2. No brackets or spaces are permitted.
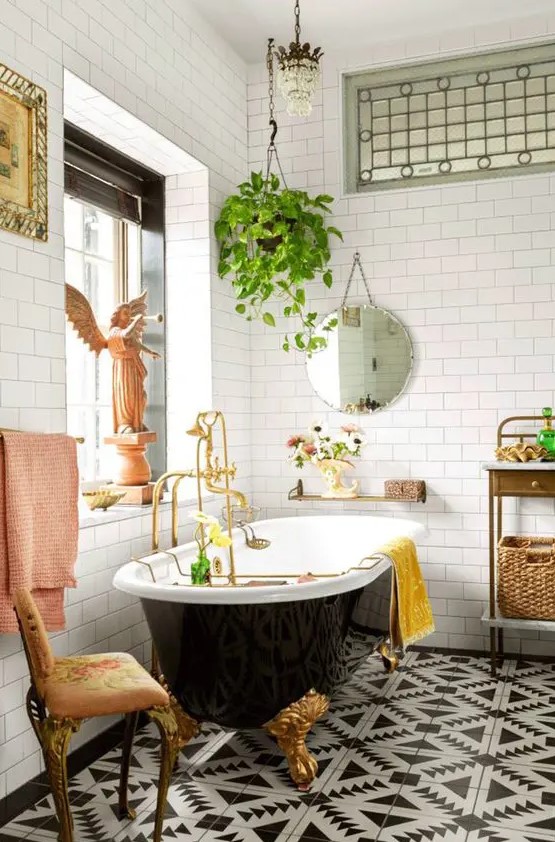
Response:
13,587,180,842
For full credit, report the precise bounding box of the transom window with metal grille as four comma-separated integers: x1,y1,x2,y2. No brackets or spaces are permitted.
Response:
343,43,555,193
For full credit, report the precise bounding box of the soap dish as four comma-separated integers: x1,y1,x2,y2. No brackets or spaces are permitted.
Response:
82,489,126,511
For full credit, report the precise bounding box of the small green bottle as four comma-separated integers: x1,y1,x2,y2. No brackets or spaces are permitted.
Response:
537,407,555,454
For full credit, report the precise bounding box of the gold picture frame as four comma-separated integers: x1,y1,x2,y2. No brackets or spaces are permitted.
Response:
0,63,47,241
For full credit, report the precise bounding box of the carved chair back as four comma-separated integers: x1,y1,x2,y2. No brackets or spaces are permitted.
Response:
13,588,55,701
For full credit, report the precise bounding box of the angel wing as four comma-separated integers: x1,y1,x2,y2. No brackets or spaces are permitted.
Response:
65,284,108,356
127,289,148,341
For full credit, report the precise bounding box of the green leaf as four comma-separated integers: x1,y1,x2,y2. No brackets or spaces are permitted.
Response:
263,312,276,327
296,288,306,306
235,303,246,314
294,333,306,350
328,226,343,240
323,317,338,332
214,220,228,241
323,270,333,288
282,338,290,352
251,171,264,192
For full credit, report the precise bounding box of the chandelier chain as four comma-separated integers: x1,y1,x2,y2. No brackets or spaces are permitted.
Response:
341,252,373,309
267,37,275,127
265,37,287,188
294,0,301,43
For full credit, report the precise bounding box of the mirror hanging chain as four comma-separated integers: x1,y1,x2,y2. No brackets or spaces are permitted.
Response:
341,251,373,309
265,38,287,188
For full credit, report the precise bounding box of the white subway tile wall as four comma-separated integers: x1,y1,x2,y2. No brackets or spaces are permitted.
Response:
0,0,249,797
0,0,555,800
247,17,555,660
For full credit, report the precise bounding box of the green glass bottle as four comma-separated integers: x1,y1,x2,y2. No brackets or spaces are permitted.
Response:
537,407,555,454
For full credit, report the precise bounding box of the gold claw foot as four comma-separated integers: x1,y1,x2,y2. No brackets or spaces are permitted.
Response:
264,689,329,791
378,641,399,674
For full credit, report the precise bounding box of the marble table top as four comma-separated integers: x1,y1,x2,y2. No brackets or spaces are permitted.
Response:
482,461,555,471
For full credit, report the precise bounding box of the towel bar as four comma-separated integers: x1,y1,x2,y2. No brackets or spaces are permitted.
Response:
0,428,84,443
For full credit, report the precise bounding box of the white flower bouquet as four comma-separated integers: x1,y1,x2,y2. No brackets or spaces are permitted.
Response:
287,422,366,469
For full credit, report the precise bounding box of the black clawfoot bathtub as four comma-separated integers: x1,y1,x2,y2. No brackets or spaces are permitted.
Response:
114,515,426,786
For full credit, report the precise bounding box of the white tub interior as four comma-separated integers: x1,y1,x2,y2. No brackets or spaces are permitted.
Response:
113,515,426,604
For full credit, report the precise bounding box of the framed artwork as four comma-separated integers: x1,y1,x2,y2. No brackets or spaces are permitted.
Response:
342,306,361,327
0,63,47,241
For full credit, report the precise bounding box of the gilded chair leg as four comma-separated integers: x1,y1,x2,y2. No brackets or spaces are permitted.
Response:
154,666,202,765
146,706,181,842
169,696,201,758
118,711,139,820
40,717,81,842
264,689,329,791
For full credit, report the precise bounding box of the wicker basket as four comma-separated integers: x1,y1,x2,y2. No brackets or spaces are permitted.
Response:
384,479,426,502
497,536,555,620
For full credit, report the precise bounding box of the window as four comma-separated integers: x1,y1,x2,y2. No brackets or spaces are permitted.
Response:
64,124,166,481
65,200,141,480
344,42,555,193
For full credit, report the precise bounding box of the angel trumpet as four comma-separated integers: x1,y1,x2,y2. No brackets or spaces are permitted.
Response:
143,313,164,323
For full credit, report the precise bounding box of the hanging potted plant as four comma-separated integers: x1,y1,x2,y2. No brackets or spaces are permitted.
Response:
215,170,342,355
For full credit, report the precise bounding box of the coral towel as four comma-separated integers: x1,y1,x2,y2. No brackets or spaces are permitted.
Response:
379,537,435,648
0,431,78,632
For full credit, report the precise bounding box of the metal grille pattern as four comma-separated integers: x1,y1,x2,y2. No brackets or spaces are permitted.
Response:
350,46,555,191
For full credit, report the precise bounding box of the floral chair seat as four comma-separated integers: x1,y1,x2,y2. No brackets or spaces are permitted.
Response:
39,652,169,718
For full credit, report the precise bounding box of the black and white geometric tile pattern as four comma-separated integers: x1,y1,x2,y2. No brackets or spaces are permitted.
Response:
0,652,553,841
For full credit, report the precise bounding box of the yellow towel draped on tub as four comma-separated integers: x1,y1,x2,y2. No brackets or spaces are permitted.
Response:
379,537,434,648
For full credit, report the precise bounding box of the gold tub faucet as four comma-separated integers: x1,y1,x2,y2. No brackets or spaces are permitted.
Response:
151,411,248,585
204,480,249,510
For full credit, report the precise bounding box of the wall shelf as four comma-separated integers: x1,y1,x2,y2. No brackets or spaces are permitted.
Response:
288,479,426,504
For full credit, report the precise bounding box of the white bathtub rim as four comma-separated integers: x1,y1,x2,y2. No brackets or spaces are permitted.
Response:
113,515,426,605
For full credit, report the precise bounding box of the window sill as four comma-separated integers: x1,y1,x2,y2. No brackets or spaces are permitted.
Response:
78,493,214,530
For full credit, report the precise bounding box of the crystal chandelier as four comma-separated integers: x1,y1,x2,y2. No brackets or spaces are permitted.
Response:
275,0,322,117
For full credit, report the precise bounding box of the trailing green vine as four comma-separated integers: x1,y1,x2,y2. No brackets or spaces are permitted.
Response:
215,171,342,354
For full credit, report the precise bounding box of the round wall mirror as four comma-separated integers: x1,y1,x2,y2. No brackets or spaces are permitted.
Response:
306,305,413,414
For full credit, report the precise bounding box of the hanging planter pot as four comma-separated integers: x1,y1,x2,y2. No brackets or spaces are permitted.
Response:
255,213,297,252
215,171,343,354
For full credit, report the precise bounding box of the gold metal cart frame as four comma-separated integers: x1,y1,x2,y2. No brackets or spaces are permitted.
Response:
485,414,555,676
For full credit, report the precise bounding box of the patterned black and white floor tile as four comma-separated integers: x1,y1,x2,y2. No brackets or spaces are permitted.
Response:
394,751,486,790
465,829,554,842
499,684,555,719
377,812,471,842
4,799,132,841
316,764,403,807
488,717,555,768
1,652,554,842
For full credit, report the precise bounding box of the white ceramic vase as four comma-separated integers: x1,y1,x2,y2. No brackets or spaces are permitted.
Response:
317,458,359,499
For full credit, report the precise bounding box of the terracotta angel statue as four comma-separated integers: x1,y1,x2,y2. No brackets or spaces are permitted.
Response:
65,284,161,434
